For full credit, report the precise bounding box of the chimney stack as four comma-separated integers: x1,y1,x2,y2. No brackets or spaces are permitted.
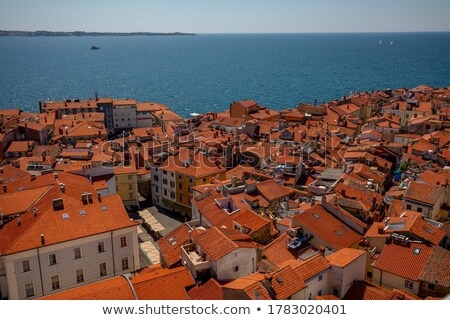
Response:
41,234,45,245
2,185,7,193
319,246,326,256
378,225,384,234
97,192,102,202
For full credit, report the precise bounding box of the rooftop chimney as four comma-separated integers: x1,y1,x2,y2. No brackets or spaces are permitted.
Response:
54,172,59,180
2,185,7,193
378,225,384,234
97,192,102,202
319,246,326,256
41,234,45,245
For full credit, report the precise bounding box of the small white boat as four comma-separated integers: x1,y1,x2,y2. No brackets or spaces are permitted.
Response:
379,40,382,45
390,41,394,45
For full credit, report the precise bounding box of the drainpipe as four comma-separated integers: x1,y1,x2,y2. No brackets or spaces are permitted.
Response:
36,248,44,297
121,274,138,300
110,231,116,276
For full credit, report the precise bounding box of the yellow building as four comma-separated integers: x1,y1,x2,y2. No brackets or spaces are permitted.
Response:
114,163,139,211
174,151,226,214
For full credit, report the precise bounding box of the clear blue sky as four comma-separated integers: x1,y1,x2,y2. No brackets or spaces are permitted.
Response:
1,0,450,33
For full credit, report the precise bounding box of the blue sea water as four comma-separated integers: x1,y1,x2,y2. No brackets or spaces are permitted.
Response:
0,33,449,117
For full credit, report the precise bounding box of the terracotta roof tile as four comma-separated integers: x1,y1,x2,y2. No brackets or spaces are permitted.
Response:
326,248,366,268
188,278,223,300
343,281,390,300
157,223,192,267
419,246,450,287
0,173,138,255
192,227,237,261
292,204,363,250
269,265,306,299
39,276,134,300
281,255,331,282
404,181,445,205
373,242,433,281
131,266,195,300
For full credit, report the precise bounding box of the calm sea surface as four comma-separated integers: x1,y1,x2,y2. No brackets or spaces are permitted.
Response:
0,33,449,117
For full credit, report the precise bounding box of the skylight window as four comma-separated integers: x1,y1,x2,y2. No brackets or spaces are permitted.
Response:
168,237,174,242
312,213,320,219
80,209,86,216
275,278,283,284
342,225,349,231
413,248,421,255
171,241,177,246
424,227,433,234
101,206,107,211
62,213,69,219
334,230,343,236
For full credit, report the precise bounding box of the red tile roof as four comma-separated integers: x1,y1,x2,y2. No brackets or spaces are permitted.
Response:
292,204,363,250
263,232,301,265
373,242,433,281
281,254,331,282
192,227,238,261
256,180,293,202
157,223,191,267
326,248,366,268
404,181,445,205
188,278,223,300
0,185,51,216
343,281,391,300
0,173,138,255
419,246,450,287
131,266,195,300
39,276,134,300
269,265,306,299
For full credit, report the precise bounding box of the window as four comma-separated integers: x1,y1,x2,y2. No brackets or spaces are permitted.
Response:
333,288,339,296
51,276,60,291
22,260,31,273
318,274,323,281
74,247,82,259
189,178,193,184
367,271,373,278
164,189,167,196
417,207,423,213
98,242,105,253
427,283,435,290
318,290,322,296
170,181,175,187
99,263,107,277
24,282,34,298
128,184,133,190
179,195,183,202
120,236,127,247
171,173,174,177
49,254,57,266
163,170,167,175
163,179,167,185
171,192,175,199
128,175,132,180
129,192,134,199
76,269,84,283
406,204,412,210
121,257,129,271
234,266,239,272
404,280,413,289
179,184,182,189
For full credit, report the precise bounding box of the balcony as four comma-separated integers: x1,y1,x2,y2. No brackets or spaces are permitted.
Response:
181,243,211,279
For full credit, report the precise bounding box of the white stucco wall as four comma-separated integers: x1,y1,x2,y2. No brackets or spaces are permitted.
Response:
2,226,139,300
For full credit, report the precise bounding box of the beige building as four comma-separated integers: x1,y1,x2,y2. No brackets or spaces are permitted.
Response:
0,173,139,300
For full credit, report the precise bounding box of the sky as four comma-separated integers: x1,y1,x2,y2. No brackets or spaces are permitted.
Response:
1,0,450,33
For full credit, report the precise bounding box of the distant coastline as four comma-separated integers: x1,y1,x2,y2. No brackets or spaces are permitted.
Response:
0,30,196,37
